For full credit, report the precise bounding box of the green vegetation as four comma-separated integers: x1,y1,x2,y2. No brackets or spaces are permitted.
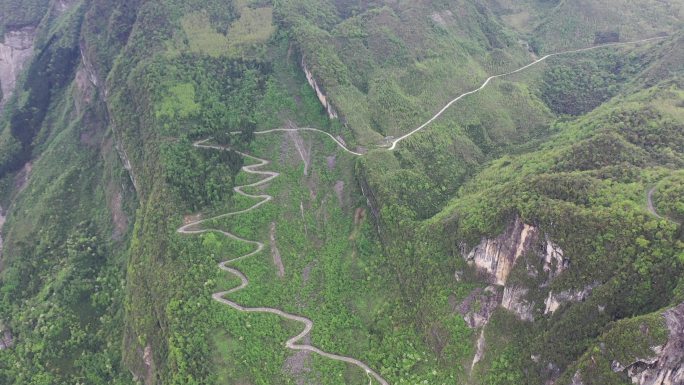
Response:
0,8,82,178
653,172,684,223
0,0,49,33
541,51,636,115
0,19,135,379
276,0,534,142
488,0,682,52
0,0,681,384
556,310,669,385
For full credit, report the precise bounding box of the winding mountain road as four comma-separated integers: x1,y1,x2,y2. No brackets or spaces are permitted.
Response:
255,36,665,154
178,36,666,384
387,36,666,150
647,186,663,219
177,139,389,385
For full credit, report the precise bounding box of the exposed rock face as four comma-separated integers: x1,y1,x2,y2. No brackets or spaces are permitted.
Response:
544,282,600,314
0,331,13,350
464,217,538,285
0,26,36,110
0,323,13,350
570,370,584,385
55,0,77,14
0,205,5,260
502,285,535,322
301,57,338,120
463,218,570,287
542,237,568,284
461,216,574,322
471,330,486,373
115,141,139,192
613,302,684,385
457,286,502,328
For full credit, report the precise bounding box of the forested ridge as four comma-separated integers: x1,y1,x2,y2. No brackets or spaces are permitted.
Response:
0,0,681,384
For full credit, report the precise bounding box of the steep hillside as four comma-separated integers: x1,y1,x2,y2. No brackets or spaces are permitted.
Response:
277,0,542,144
0,0,681,384
0,0,137,383
362,30,683,384
486,0,681,52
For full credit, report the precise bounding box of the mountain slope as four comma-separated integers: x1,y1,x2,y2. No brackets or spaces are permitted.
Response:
0,1,681,384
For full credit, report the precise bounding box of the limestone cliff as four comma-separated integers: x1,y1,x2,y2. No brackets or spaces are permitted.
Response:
0,205,5,260
464,217,538,285
502,285,535,322
301,56,339,120
461,216,583,324
0,26,36,110
542,236,568,284
463,217,570,286
457,286,502,328
612,303,684,385
544,283,600,315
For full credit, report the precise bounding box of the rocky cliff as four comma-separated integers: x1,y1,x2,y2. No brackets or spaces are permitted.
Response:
544,283,600,315
502,285,535,322
0,26,36,110
301,56,339,120
0,205,5,260
461,216,582,378
613,303,684,385
464,217,539,285
459,217,571,326
464,216,570,288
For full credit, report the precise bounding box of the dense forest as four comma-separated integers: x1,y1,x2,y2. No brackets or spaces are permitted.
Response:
0,0,681,384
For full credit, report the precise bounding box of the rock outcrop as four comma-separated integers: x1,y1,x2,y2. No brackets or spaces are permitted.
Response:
502,285,535,322
570,370,584,385
544,282,600,315
0,26,36,110
464,217,538,285
0,322,13,350
542,237,568,284
55,0,77,14
457,286,502,328
463,217,570,287
612,302,684,385
461,216,577,323
0,205,5,260
301,57,339,120
471,330,486,373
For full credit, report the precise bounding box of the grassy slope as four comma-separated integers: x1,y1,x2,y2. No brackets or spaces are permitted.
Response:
487,0,682,52
532,0,681,52
102,0,483,382
0,1,681,384
278,0,542,145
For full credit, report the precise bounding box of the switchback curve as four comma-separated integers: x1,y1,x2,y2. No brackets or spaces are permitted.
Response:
177,139,389,385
